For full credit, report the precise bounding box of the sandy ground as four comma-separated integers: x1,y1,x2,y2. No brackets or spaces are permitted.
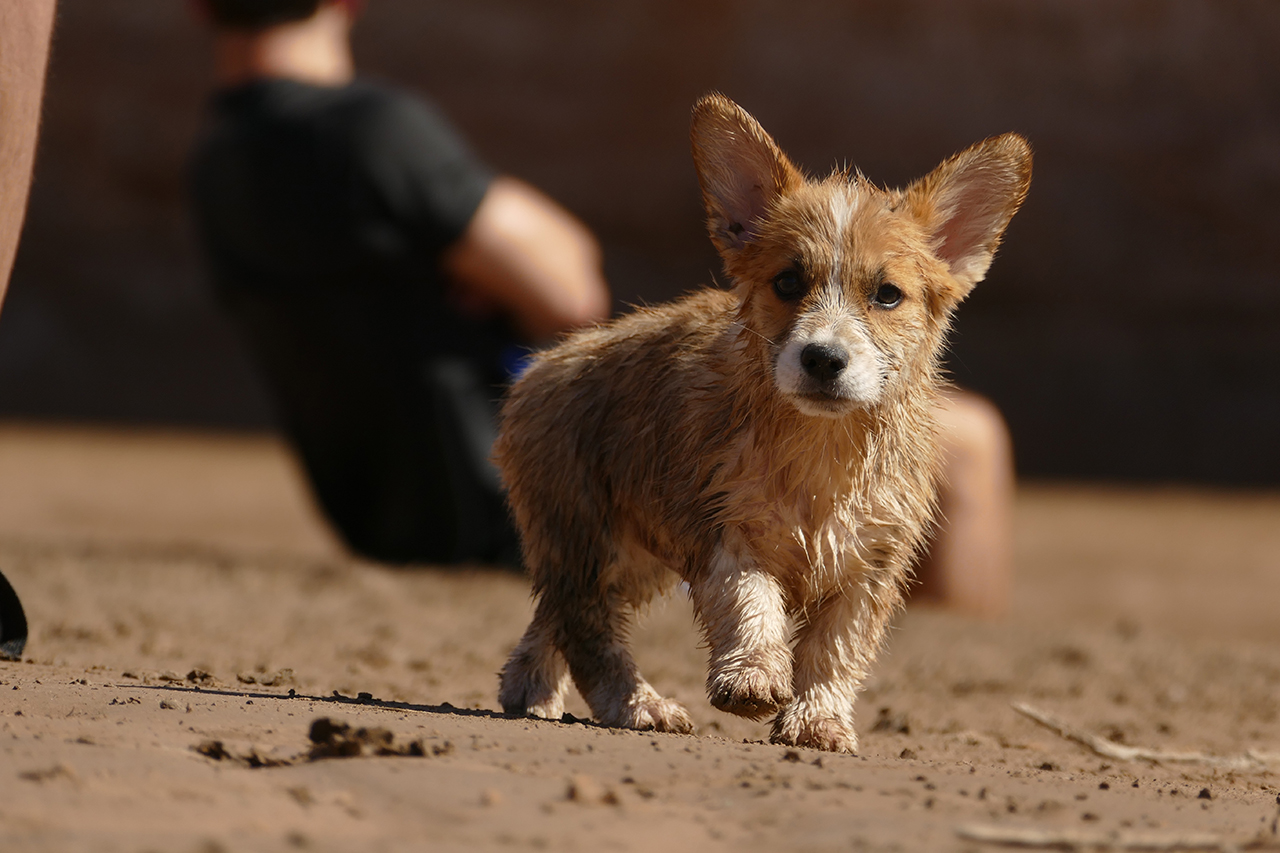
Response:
0,422,1278,852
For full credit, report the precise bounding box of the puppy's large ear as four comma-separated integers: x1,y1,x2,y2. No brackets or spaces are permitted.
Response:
903,133,1032,297
691,94,803,255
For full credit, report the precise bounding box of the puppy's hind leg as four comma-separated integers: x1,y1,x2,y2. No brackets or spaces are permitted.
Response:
555,571,694,734
500,514,691,734
499,596,571,720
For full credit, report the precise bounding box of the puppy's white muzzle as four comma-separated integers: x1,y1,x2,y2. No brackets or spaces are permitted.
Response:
775,324,885,417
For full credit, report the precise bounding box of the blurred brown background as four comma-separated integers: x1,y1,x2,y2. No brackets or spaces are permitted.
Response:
3,0,1278,483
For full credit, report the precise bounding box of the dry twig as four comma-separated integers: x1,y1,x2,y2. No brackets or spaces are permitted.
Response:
1011,702,1274,772
956,822,1278,852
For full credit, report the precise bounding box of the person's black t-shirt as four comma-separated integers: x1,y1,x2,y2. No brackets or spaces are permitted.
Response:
191,77,510,373
190,78,518,565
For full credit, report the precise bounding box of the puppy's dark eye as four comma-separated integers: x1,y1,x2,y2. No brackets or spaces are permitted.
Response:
773,268,805,301
872,282,903,308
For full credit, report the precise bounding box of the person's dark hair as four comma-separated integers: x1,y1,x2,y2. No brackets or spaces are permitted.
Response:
202,0,323,30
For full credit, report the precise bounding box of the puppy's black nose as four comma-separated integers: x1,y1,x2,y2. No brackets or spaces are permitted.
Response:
800,342,848,384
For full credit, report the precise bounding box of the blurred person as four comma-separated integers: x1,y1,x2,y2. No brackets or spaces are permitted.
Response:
0,1,58,658
189,0,610,566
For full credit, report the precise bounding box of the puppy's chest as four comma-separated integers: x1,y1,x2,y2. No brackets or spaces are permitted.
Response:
743,490,898,579
719,444,906,592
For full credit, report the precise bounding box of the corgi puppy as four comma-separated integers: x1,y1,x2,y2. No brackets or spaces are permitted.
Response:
496,94,1031,753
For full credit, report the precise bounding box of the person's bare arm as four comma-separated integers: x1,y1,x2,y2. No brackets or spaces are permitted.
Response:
0,1,58,301
443,176,611,344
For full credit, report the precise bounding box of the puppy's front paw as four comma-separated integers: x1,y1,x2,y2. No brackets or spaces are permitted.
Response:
708,654,793,720
771,705,858,754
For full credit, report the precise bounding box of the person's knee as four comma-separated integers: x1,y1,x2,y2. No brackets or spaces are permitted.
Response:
936,390,1013,483
917,389,1015,617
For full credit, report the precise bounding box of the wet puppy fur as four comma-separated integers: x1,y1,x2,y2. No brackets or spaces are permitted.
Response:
496,94,1031,752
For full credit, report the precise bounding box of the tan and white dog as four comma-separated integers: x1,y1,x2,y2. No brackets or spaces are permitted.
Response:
496,94,1031,753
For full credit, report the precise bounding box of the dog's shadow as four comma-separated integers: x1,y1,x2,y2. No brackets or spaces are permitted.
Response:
125,680,607,727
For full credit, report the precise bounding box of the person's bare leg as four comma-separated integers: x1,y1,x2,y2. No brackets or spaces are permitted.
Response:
914,389,1015,616
0,1,56,657
0,2,57,301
